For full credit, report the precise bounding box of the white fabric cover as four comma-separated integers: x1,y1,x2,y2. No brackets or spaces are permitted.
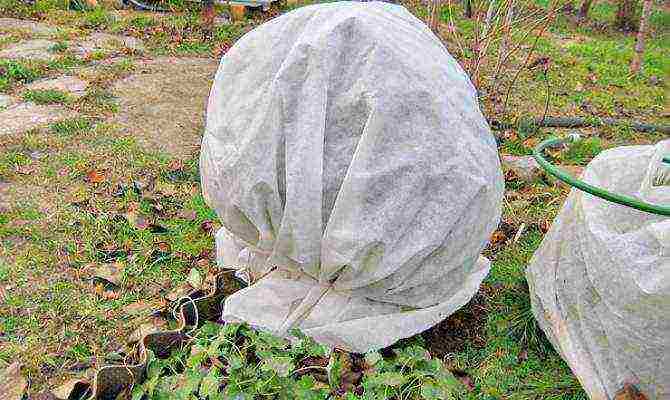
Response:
200,1,503,352
527,140,670,400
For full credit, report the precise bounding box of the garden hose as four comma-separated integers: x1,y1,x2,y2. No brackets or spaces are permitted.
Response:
533,137,670,216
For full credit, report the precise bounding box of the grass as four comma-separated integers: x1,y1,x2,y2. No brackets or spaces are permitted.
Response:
49,117,92,136
562,137,604,165
0,60,40,91
48,41,68,53
23,88,71,104
0,0,668,398
79,7,116,29
0,56,85,92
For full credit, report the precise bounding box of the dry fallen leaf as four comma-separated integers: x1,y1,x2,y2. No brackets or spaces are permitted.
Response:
123,301,152,315
168,159,184,171
128,323,158,343
93,262,124,286
177,210,197,221
156,241,170,253
200,220,214,234
127,202,139,213
86,170,106,184
102,290,120,300
490,230,507,245
614,384,648,400
51,378,90,400
94,282,105,296
187,267,203,289
0,362,27,400
522,137,539,148
165,284,191,302
15,164,37,175
155,181,177,196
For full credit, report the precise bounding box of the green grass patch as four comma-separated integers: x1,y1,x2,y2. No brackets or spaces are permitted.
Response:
80,7,115,29
78,88,118,114
129,15,157,29
48,41,68,53
50,117,92,136
0,57,84,92
175,40,212,55
562,137,603,165
23,88,71,104
0,60,40,87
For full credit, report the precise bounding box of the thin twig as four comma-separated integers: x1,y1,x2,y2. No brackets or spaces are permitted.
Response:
501,9,555,117
541,67,551,126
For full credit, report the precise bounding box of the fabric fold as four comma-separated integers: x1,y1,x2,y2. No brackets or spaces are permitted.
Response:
201,1,503,352
527,140,670,399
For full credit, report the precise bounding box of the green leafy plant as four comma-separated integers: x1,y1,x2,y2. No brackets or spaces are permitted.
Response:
129,323,468,400
0,60,40,90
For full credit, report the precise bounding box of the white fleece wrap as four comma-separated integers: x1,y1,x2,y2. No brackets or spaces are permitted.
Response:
200,1,504,352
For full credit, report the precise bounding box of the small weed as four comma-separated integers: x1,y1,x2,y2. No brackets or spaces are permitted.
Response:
48,41,68,53
129,15,157,29
175,40,212,55
131,323,469,399
501,139,533,156
504,282,552,355
87,50,108,61
562,137,603,165
23,89,71,105
111,58,134,73
0,60,40,84
0,260,9,281
164,14,200,31
80,7,115,29
50,118,92,136
79,88,118,114
214,24,244,42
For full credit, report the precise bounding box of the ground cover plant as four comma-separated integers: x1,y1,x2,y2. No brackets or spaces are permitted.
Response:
0,0,667,398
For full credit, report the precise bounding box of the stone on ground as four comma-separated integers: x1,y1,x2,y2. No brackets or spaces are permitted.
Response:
25,76,88,99
501,154,543,182
0,94,16,108
0,102,72,136
0,18,57,36
111,57,218,158
74,32,144,56
0,39,58,61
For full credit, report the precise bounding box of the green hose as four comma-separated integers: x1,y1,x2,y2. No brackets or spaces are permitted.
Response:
533,137,670,216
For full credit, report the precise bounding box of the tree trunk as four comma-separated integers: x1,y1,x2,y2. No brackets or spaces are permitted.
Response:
615,0,639,31
630,0,652,74
578,0,593,20
464,0,473,18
